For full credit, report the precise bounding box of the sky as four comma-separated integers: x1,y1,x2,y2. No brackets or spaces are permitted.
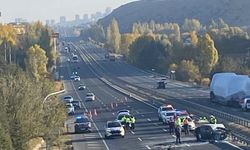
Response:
0,0,136,23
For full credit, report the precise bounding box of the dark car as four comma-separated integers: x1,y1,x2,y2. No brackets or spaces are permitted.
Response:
74,116,91,133
78,85,86,90
194,124,228,142
157,81,166,89
72,100,81,109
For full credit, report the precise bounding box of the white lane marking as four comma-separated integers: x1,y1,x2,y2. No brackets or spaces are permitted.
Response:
136,110,140,113
130,131,135,134
153,123,158,126
141,114,145,117
138,137,142,141
147,118,151,121
146,145,151,149
172,135,176,138
222,141,245,150
163,129,168,132
112,112,115,115
127,105,130,108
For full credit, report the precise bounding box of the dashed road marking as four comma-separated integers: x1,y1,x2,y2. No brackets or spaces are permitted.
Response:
147,118,151,121
153,123,158,126
138,137,142,141
146,145,151,149
141,114,145,117
130,131,135,134
163,129,168,132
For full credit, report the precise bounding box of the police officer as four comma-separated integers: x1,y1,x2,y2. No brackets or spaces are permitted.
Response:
175,116,181,127
210,115,217,124
125,116,131,129
121,115,127,126
169,117,175,135
175,125,182,144
130,116,136,130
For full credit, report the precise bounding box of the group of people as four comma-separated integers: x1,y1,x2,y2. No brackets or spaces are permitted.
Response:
169,115,218,144
199,115,217,124
121,115,136,130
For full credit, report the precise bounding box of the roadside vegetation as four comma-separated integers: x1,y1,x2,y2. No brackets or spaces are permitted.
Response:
80,18,250,85
0,23,67,150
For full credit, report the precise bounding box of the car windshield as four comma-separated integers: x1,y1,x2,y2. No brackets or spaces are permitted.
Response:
162,107,173,111
66,104,72,108
76,118,89,123
72,101,79,105
64,96,72,99
108,122,121,128
87,93,93,96
246,99,250,103
166,112,175,116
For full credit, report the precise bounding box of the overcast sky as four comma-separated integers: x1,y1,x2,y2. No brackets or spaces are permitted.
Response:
0,0,136,23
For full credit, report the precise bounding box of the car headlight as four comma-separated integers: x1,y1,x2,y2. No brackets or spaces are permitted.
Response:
106,129,111,132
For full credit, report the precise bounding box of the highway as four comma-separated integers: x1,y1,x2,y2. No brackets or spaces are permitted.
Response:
58,42,247,150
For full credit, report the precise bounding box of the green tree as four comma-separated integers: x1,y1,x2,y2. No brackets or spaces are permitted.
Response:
120,33,139,56
129,36,168,71
196,33,219,75
176,60,201,82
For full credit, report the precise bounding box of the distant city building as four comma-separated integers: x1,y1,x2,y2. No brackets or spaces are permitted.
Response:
83,14,89,22
15,18,27,23
51,19,55,25
75,14,80,21
60,16,66,23
8,22,27,34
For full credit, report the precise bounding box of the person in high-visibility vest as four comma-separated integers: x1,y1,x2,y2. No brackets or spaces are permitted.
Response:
130,116,136,130
125,116,131,129
210,115,217,124
175,116,182,127
121,115,127,126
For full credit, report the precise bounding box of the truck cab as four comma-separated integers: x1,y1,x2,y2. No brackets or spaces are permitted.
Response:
240,97,250,111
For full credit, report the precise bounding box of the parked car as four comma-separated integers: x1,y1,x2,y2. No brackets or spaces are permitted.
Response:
72,100,81,109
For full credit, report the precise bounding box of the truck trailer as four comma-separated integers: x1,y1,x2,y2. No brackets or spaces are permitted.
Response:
210,73,250,109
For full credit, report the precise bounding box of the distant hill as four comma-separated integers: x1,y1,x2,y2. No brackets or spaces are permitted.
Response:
98,0,250,33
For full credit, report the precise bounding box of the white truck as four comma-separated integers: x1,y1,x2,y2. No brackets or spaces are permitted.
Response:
210,73,250,110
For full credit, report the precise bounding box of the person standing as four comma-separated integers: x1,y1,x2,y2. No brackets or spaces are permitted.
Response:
183,117,189,135
130,116,136,130
169,117,175,135
175,125,182,144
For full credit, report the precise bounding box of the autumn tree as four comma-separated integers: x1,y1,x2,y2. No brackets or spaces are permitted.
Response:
182,19,202,32
196,33,219,75
26,44,48,80
176,60,201,82
120,33,139,56
106,18,121,53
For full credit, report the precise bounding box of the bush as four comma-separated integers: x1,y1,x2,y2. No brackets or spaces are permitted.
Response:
201,78,210,86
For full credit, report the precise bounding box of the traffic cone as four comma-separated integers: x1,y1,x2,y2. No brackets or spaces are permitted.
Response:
115,103,118,107
125,97,128,102
94,109,97,116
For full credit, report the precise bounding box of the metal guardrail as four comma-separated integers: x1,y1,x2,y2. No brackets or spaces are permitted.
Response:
76,43,250,146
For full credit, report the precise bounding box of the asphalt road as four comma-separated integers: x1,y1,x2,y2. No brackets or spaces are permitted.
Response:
58,42,245,150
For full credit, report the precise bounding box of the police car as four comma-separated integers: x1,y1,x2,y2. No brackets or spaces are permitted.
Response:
158,104,175,121
74,116,91,133
162,110,176,125
105,121,125,139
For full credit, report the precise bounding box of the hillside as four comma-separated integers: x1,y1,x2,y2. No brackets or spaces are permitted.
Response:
98,0,250,33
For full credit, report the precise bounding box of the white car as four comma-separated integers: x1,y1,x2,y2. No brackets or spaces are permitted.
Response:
85,93,95,101
105,121,125,138
117,109,130,115
74,76,80,81
162,110,176,124
66,103,75,115
64,95,73,103
158,104,174,121
70,75,76,80
240,97,250,111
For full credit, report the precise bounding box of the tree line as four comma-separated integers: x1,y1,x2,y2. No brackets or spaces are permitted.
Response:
0,23,66,149
80,18,250,84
